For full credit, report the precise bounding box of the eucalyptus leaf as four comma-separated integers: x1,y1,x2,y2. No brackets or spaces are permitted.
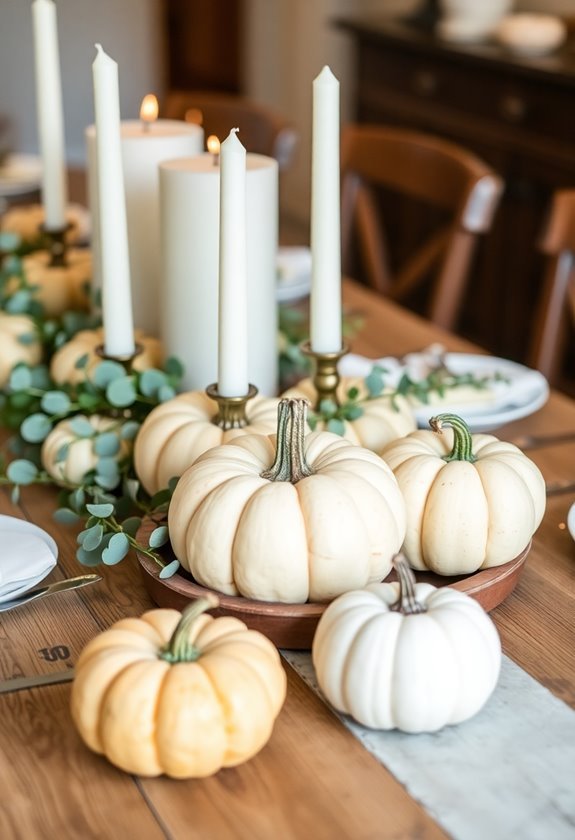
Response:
139,369,167,397
70,487,85,512
106,376,136,408
80,523,104,552
86,502,114,518
41,391,71,415
159,559,180,579
5,290,31,314
164,357,184,378
54,507,81,524
55,443,69,463
30,365,51,389
158,384,176,402
9,366,32,391
69,416,95,438
74,352,90,370
76,534,111,567
121,516,142,537
95,474,121,490
92,360,126,389
93,432,121,457
365,368,385,398
120,421,140,440
326,418,346,437
6,459,38,485
17,332,37,346
96,456,120,479
149,525,169,549
21,413,52,443
101,532,130,565
78,392,100,411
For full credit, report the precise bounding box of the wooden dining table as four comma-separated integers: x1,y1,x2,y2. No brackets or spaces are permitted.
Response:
1,279,574,839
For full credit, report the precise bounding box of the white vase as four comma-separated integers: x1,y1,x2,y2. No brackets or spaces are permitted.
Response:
438,0,514,41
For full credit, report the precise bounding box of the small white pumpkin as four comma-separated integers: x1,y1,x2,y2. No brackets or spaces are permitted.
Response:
0,312,42,387
283,376,416,454
312,555,501,733
134,389,280,495
50,327,164,386
41,414,132,487
16,248,92,316
380,413,546,575
168,398,406,603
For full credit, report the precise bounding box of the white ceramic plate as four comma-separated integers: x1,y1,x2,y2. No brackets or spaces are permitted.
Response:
0,154,42,196
277,246,311,302
567,503,575,543
340,352,550,433
0,514,58,603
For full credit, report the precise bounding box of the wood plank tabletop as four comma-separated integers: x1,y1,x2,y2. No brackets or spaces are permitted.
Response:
1,280,574,839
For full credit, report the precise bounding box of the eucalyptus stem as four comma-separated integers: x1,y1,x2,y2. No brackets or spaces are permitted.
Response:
390,554,427,615
261,398,314,484
159,595,219,663
429,413,477,463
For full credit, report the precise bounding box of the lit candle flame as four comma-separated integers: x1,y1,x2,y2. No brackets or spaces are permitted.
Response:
140,94,158,131
207,135,220,166
207,135,220,155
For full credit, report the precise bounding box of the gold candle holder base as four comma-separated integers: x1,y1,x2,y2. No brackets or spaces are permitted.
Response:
95,342,144,374
300,341,350,409
39,222,75,268
205,383,259,431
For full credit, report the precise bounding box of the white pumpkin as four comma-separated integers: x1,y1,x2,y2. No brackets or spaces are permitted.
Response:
380,413,546,575
134,389,280,495
0,312,42,387
50,327,164,386
168,398,406,603
312,555,501,733
283,376,416,454
41,414,132,487
17,248,92,316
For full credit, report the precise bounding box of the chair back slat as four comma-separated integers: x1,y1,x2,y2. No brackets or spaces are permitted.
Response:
341,123,503,330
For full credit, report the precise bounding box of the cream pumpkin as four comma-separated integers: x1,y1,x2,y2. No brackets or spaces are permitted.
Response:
50,327,164,386
71,597,286,778
0,203,85,246
312,555,501,733
134,389,280,495
380,413,546,575
0,312,42,387
168,398,406,603
17,248,92,316
283,376,416,454
41,414,132,487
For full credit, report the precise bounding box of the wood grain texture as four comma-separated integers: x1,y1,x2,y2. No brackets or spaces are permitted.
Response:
138,665,447,840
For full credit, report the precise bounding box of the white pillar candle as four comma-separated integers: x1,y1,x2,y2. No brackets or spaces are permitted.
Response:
91,44,135,358
159,151,278,395
218,129,248,397
31,0,67,230
310,65,342,353
86,112,203,336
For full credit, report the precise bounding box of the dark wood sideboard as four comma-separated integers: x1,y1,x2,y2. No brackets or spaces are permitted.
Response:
336,15,575,368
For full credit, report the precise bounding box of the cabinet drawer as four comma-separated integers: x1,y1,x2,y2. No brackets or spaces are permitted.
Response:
359,42,575,148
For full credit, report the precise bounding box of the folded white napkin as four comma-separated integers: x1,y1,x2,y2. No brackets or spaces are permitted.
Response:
0,517,57,602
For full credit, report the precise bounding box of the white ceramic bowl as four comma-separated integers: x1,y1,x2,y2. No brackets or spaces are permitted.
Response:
495,14,567,55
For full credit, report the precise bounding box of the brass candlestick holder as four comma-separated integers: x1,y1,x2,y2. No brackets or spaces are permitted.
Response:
40,222,75,268
205,383,259,430
95,342,144,374
300,340,350,409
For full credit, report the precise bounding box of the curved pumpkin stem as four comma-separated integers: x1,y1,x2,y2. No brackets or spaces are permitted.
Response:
390,554,427,615
261,398,314,484
159,594,219,663
429,413,477,463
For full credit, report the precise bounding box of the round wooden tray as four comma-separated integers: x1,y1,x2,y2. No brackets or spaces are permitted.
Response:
137,519,530,649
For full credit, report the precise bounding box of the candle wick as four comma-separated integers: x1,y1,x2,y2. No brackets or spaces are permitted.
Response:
141,120,150,133
212,153,220,167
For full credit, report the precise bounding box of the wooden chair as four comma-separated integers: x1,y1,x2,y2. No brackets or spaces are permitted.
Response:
340,124,503,331
162,90,298,170
529,189,575,386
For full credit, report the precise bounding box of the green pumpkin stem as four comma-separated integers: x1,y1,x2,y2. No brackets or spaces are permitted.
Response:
390,554,427,615
429,413,477,463
159,594,219,663
261,398,314,484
